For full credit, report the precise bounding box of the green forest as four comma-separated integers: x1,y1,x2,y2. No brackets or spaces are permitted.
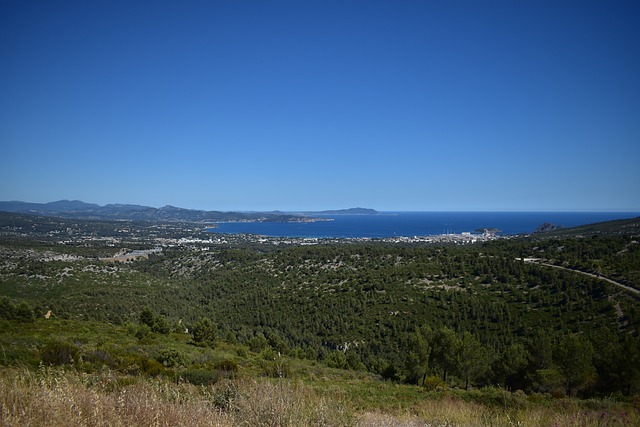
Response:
1,214,640,425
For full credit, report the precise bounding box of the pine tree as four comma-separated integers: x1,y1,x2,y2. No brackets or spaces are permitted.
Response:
456,332,490,390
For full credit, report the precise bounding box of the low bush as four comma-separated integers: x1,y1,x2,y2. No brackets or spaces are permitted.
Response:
260,357,292,378
422,374,447,391
119,354,165,376
155,348,188,369
215,359,239,374
180,368,220,386
41,341,79,366
83,349,114,367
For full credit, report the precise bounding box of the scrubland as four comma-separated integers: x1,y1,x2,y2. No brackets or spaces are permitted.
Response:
1,214,640,425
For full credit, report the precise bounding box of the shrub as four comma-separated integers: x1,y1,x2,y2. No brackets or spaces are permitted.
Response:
155,348,188,369
325,350,347,369
381,363,401,381
423,374,447,391
134,324,152,341
305,346,317,361
0,298,34,322
139,307,155,327
84,349,114,367
191,318,218,347
215,359,239,374
261,347,277,361
0,296,16,320
236,346,248,358
260,357,291,378
247,335,269,353
118,354,165,376
211,379,240,411
15,301,35,323
152,316,171,334
180,369,220,386
41,341,80,366
139,357,164,376
346,350,366,371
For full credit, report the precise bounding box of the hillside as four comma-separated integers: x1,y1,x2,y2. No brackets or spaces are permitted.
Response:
0,200,309,223
532,215,640,237
1,213,640,425
3,317,638,426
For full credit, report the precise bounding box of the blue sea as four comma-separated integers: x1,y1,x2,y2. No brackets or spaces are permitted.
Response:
207,212,640,239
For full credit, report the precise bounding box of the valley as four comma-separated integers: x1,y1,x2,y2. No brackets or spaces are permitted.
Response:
1,212,639,426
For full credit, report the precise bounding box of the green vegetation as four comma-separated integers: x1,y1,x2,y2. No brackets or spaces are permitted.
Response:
1,213,639,424
1,318,638,426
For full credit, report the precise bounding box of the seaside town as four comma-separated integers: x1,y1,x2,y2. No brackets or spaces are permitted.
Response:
0,212,505,263
85,228,504,257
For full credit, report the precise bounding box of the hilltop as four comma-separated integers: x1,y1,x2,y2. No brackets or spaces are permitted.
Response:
0,200,310,223
309,207,379,215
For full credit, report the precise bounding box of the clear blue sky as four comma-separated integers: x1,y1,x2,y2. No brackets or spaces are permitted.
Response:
1,1,639,212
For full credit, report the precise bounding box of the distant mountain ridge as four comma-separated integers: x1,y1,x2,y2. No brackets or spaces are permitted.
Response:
0,200,309,223
0,200,101,213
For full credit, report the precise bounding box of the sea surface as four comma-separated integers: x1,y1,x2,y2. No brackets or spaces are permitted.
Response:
207,212,639,239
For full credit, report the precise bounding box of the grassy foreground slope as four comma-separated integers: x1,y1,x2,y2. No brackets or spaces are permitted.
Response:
1,317,639,427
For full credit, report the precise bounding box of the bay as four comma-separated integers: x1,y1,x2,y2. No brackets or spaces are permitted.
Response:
207,212,639,239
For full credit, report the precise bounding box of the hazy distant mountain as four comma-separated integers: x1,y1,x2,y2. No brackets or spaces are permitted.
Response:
0,200,100,213
0,200,308,223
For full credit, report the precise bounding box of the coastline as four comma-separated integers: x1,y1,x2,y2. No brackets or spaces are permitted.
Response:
206,211,640,240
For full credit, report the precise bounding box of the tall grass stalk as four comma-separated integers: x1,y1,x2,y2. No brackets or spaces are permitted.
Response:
1,367,637,426
0,367,352,426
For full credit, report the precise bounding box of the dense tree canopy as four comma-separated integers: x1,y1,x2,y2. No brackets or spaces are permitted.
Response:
1,222,639,396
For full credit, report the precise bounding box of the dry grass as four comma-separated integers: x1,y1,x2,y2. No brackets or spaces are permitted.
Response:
229,379,353,426
0,366,232,426
0,366,352,427
1,366,637,427
357,396,639,427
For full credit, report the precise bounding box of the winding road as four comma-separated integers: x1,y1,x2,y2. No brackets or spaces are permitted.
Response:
522,259,640,295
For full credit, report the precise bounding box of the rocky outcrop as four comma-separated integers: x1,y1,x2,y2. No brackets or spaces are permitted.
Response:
533,222,563,233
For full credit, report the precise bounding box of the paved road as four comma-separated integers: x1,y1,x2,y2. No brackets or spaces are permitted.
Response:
523,259,640,296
